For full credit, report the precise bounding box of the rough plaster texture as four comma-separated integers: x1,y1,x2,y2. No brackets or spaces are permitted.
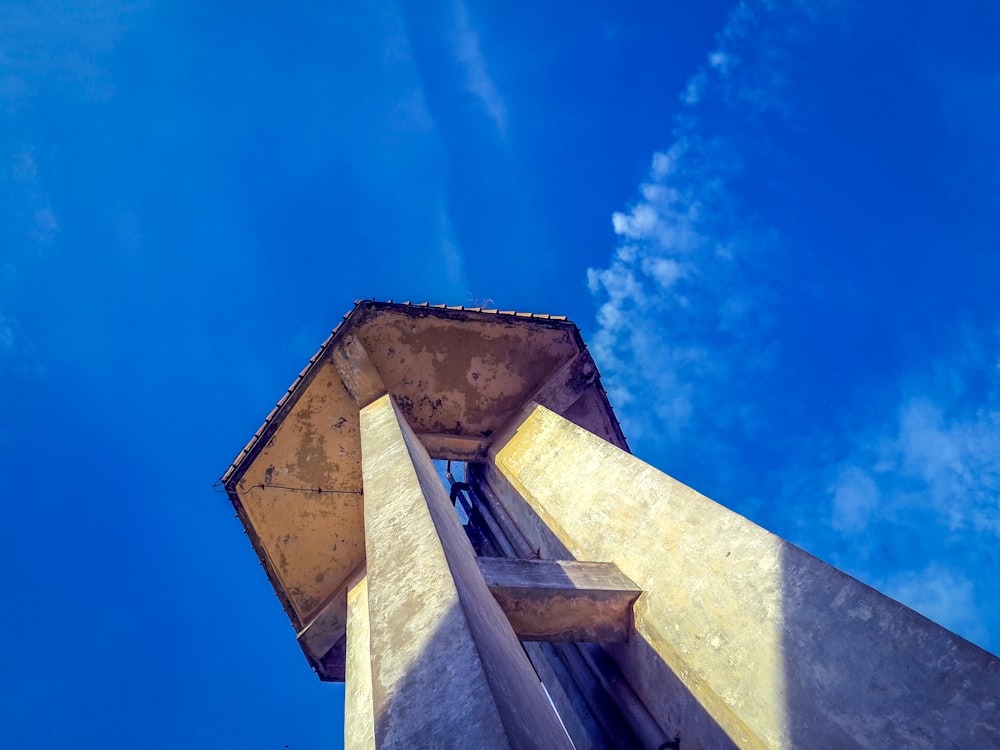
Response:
223,302,628,679
360,395,510,748
352,310,577,440
491,403,1000,749
235,359,365,627
345,571,375,750
478,557,640,642
392,395,575,750
361,395,573,749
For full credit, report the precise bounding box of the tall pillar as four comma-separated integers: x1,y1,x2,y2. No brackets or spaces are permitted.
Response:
489,402,1000,749
345,569,375,749
358,394,572,749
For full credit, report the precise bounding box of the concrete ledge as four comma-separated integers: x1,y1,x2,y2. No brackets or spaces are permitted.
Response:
478,558,641,642
333,335,387,408
416,433,490,461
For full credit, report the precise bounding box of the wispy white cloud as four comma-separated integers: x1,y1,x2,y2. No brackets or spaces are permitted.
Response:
335,3,472,300
390,87,435,134
450,0,507,135
587,1,798,445
5,147,60,252
808,329,1000,647
11,148,38,181
827,341,1000,538
0,314,16,353
0,311,44,378
878,564,987,646
0,0,148,105
437,212,466,289
31,206,59,244
829,465,880,533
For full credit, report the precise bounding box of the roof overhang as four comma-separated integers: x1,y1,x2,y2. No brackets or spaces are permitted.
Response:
221,300,627,680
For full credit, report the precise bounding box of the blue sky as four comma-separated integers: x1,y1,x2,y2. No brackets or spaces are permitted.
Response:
2,1,998,747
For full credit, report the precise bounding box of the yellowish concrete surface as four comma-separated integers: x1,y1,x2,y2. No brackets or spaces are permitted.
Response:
352,310,578,439
223,302,628,679
345,571,374,750
491,403,1000,749
236,359,364,626
477,557,640,642
360,394,511,748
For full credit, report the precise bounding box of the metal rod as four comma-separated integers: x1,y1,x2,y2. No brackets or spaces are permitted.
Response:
466,465,536,559
577,643,673,750
552,640,641,749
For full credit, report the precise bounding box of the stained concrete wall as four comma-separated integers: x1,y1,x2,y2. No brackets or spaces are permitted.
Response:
345,570,374,750
359,395,573,749
490,402,1000,749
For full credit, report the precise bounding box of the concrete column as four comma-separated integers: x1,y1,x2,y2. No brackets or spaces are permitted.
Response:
345,570,374,750
490,402,1000,750
359,394,572,749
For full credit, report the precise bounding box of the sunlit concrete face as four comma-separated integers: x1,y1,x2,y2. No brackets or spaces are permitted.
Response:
234,359,364,624
357,394,573,749
344,570,374,750
222,301,626,678
489,402,1000,749
222,300,1000,750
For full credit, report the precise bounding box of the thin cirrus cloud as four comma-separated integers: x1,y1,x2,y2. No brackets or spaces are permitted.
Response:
449,0,507,136
878,564,986,646
7,148,59,250
826,321,1000,534
587,0,787,445
0,0,139,104
826,338,1000,621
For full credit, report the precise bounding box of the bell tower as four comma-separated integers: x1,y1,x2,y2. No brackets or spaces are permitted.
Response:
222,300,1000,749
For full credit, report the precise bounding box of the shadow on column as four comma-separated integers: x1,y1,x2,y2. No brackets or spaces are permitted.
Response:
778,542,1000,748
367,599,512,749
469,462,738,750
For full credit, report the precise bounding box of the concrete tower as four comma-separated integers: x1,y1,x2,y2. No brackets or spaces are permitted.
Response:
221,300,999,749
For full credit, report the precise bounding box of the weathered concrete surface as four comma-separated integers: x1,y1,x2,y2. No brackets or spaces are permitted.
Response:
478,557,640,642
222,301,628,680
297,578,350,667
491,403,1000,750
353,307,579,441
231,358,365,632
360,394,572,749
332,335,387,409
468,464,679,750
415,433,490,462
360,395,508,748
345,570,374,750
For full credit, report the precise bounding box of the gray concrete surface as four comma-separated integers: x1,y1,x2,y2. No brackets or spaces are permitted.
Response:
491,402,1000,749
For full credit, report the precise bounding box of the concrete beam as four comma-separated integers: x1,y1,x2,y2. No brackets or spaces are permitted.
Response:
317,635,347,682
416,433,490,461
529,350,599,412
333,335,387,408
490,402,1000,750
478,557,641,642
297,579,350,672
359,395,573,749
